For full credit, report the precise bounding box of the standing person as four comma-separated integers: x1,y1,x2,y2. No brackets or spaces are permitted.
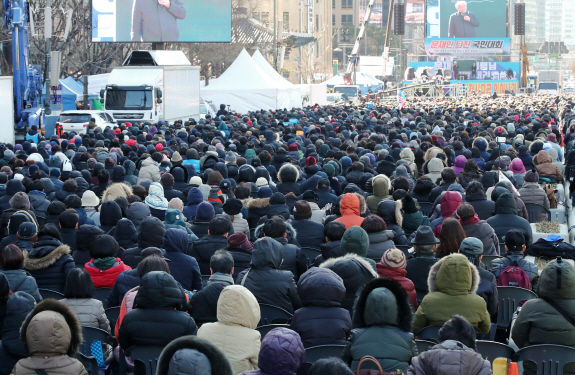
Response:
448,1,480,38
197,285,261,375
342,278,417,373
11,299,89,375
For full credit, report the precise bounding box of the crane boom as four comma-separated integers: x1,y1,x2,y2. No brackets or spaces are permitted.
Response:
4,0,44,135
345,0,377,83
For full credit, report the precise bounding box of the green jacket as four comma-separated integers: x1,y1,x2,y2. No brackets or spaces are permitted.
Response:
413,254,490,335
366,175,391,213
512,259,575,375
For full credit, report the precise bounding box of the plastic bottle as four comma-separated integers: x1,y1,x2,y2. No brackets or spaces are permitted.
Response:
493,358,510,375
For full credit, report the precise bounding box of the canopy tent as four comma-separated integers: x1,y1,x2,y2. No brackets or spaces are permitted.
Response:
42,77,85,111
201,49,299,113
251,49,302,109
323,73,383,94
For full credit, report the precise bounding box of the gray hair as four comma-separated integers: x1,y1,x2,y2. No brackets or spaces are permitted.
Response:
455,1,467,8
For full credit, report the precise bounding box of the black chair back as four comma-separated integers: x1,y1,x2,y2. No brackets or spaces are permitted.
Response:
514,344,575,375
39,289,64,300
259,303,293,326
524,202,551,223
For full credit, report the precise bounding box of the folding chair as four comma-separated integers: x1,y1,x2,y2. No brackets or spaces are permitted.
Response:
416,326,441,342
514,344,575,375
476,340,515,364
524,202,551,223
256,324,291,341
105,307,121,332
496,286,537,330
39,289,64,300
77,326,116,375
301,247,321,267
258,303,293,326
94,288,113,308
126,346,165,375
415,339,436,354
303,345,345,364
481,255,501,270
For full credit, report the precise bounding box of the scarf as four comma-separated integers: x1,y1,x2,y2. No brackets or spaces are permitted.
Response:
93,257,117,270
460,213,481,226
145,182,169,210
208,272,234,286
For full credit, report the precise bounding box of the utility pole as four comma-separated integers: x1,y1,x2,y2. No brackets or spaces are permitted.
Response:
44,0,52,111
382,0,394,77
273,0,277,69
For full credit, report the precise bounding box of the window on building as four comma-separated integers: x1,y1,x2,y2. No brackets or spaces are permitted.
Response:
332,0,335,7
253,12,260,21
342,14,353,24
261,12,269,25
342,0,352,8
332,14,336,25
283,72,290,78
283,12,290,31
316,15,319,31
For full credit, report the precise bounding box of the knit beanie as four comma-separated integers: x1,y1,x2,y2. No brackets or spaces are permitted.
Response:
195,202,215,221
381,248,407,269
227,232,253,250
225,151,237,163
524,170,539,183
293,200,312,220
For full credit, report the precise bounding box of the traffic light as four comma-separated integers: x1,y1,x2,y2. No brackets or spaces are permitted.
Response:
394,4,405,35
514,3,525,35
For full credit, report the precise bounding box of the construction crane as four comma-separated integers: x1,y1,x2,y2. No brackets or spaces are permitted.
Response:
4,0,45,139
344,0,378,85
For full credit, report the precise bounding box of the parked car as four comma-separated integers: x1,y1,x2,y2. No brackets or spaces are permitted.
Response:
56,110,116,134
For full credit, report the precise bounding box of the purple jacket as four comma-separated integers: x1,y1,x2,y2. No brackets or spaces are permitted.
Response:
242,328,305,375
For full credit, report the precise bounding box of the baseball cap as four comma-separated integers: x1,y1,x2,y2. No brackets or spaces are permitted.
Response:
505,230,526,253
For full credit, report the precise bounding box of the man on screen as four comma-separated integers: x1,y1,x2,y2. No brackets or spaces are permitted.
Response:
448,1,479,38
131,0,186,42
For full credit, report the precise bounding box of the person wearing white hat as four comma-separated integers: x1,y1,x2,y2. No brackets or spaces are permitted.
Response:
81,190,101,226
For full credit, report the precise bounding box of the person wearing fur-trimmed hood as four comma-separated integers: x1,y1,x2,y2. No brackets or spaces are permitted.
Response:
11,299,88,375
156,336,233,375
412,253,490,335
342,277,417,373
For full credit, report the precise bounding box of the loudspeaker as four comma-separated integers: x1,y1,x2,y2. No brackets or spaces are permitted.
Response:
515,3,525,35
394,4,405,35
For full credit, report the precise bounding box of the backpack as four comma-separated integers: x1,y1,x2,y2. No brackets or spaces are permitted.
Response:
497,258,531,290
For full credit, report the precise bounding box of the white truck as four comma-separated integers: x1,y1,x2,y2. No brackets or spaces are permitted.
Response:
0,77,16,144
333,85,361,103
99,51,200,124
537,70,563,94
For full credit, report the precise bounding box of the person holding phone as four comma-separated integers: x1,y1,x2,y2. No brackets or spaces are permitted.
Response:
131,0,186,42
448,1,479,38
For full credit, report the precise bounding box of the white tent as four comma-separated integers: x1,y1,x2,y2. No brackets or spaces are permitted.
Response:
251,50,302,108
201,49,295,113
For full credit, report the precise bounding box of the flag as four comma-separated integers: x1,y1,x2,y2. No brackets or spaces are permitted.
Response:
397,90,406,110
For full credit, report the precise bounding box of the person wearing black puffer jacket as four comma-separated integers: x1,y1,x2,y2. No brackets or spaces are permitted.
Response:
290,267,352,348
256,217,307,282
171,167,188,194
121,217,166,269
0,291,36,375
112,219,138,251
236,237,301,314
99,200,123,233
465,181,495,221
226,233,253,280
73,225,105,267
118,271,197,358
23,224,74,294
376,200,408,245
189,217,230,275
0,180,26,212
277,164,301,196
163,228,203,291
256,192,291,225
161,173,186,203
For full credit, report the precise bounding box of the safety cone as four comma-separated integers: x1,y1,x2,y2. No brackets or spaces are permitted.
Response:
508,361,519,375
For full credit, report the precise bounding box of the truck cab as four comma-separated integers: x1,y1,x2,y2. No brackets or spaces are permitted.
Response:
538,81,560,95
333,85,360,103
101,75,162,124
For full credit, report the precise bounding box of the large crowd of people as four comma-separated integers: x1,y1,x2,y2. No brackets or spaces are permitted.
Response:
0,92,574,375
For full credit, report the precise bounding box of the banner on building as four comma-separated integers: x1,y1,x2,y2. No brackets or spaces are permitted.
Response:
425,38,510,55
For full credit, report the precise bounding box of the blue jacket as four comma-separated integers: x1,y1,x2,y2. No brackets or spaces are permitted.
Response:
163,228,203,291
107,268,140,308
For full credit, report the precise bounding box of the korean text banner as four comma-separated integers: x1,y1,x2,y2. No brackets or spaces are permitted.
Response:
92,0,232,42
425,38,510,55
427,0,508,39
